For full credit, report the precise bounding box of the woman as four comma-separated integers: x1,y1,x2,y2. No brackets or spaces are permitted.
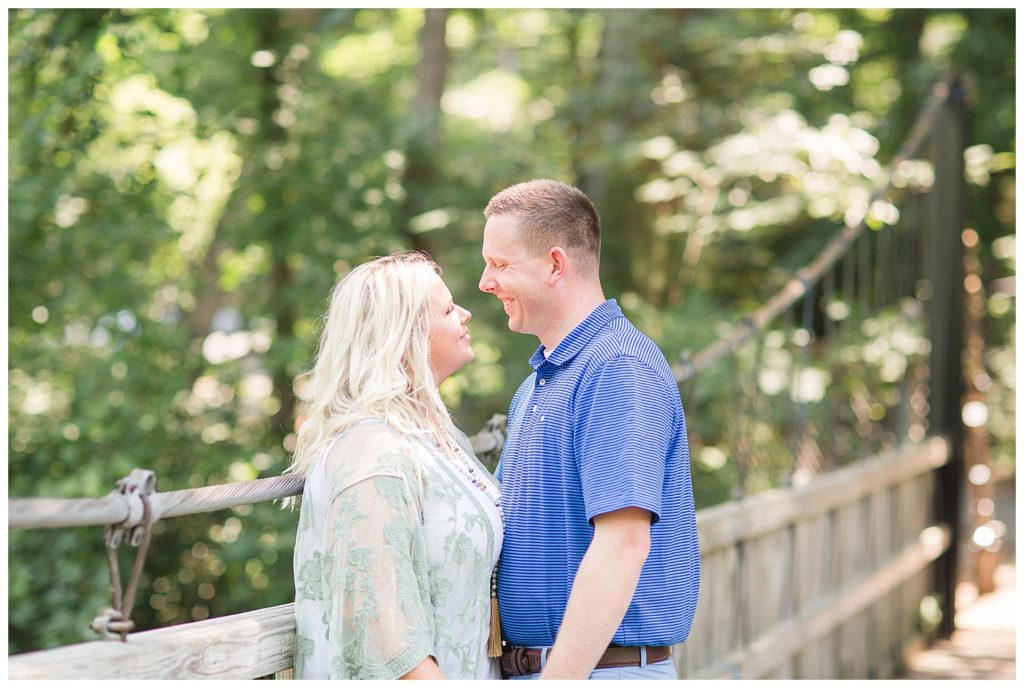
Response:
287,252,502,680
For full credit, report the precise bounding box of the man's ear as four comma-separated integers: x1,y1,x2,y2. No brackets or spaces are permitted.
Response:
548,247,569,286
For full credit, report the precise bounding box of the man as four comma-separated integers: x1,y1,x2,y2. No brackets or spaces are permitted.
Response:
479,179,700,680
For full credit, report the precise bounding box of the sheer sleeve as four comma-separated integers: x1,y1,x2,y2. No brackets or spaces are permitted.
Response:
321,428,435,679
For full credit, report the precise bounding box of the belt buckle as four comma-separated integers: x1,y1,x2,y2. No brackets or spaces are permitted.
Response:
511,646,532,676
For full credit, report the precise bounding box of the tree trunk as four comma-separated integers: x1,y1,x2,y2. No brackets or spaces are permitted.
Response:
183,239,226,341
398,8,449,255
254,10,298,434
573,11,647,295
415,9,448,138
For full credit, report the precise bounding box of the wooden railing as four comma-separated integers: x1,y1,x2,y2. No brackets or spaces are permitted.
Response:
675,436,951,679
8,436,950,680
7,605,296,680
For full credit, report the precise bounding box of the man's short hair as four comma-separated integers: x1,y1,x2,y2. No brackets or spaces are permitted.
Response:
484,179,601,277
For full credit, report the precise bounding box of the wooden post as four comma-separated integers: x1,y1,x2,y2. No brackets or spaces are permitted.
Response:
921,78,968,638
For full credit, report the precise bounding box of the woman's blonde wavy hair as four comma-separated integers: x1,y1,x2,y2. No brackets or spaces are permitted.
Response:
285,251,456,480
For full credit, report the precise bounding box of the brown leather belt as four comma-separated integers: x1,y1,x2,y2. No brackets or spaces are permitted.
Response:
500,644,671,677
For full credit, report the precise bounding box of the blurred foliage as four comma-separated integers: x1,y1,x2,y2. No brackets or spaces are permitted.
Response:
8,8,1014,653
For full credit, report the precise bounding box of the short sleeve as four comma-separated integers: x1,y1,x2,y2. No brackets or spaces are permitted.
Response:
321,430,435,678
574,357,674,525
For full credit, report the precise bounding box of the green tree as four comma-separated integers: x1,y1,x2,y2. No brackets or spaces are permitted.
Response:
9,8,1014,653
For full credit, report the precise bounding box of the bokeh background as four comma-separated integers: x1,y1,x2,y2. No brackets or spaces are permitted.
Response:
7,8,1015,653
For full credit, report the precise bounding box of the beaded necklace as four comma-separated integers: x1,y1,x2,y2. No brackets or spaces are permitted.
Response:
441,436,503,523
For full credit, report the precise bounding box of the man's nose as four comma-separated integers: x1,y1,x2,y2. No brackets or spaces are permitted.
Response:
479,267,494,293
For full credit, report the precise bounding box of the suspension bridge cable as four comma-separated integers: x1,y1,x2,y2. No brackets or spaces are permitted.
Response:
673,77,956,384
9,474,305,530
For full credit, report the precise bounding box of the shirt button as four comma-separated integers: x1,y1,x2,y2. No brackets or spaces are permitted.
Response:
533,405,538,413
540,415,545,422
539,378,546,386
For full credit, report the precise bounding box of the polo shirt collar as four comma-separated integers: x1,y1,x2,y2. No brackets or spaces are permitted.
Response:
528,299,622,370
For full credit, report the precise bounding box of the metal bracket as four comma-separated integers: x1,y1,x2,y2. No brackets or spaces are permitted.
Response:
469,414,508,467
105,469,157,548
93,468,159,641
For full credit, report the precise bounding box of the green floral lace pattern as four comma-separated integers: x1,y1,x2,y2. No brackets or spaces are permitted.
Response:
292,422,502,680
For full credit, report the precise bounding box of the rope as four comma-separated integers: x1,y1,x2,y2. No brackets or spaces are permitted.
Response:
675,77,956,384
8,495,134,530
9,474,304,531
156,474,303,520
10,434,513,530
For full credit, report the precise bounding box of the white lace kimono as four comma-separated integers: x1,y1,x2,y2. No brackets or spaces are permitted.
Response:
292,420,502,679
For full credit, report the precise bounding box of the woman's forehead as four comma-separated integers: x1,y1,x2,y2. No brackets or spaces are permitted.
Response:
427,273,451,300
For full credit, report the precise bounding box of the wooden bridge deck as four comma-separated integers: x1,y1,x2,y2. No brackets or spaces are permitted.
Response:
901,562,1016,680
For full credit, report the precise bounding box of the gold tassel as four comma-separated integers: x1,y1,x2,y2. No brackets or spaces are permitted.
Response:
488,595,503,657
487,567,503,657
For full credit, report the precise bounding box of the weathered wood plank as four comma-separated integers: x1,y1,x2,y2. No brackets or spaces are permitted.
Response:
795,513,823,614
868,486,888,571
874,588,891,678
750,528,785,639
676,541,719,677
853,496,871,579
842,608,868,678
710,544,737,665
835,503,853,589
8,604,295,679
778,524,796,623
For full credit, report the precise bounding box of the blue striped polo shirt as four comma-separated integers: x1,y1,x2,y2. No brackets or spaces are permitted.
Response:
495,299,700,648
